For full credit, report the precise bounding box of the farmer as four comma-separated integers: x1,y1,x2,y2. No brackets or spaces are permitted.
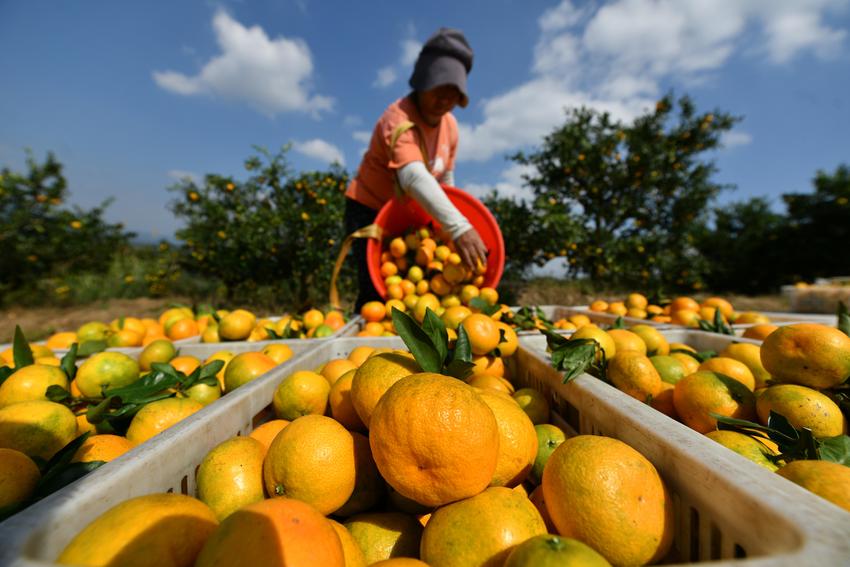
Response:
344,27,488,310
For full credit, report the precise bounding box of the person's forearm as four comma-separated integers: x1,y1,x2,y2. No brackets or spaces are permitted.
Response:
442,169,455,187
398,162,471,240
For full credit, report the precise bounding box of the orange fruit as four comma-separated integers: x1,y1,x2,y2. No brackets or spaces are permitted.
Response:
369,373,500,507
218,309,256,341
0,400,77,460
138,339,177,372
329,519,367,567
76,352,140,398
531,423,566,485
420,486,546,567
466,373,514,395
698,357,756,391
204,350,235,390
197,436,266,521
705,430,778,471
608,351,663,402
673,371,756,433
76,321,110,342
742,324,779,341
329,369,367,432
347,346,375,367
263,414,356,515
363,321,386,336
325,311,347,331
249,419,290,453
262,343,294,365
478,390,537,487
125,397,204,445
441,305,471,330
105,329,144,348
701,297,734,319
460,313,501,355
45,331,78,350
670,352,700,375
777,460,850,512
761,323,850,389
719,343,770,389
479,287,499,306
334,431,387,517
528,485,557,532
735,311,771,325
589,300,608,312
170,355,201,376
0,448,40,510
58,494,218,567
671,309,701,327
755,384,845,438
512,388,550,425
669,296,700,312
606,329,647,355
303,309,325,330
71,434,135,463
75,413,96,436
272,370,330,420
471,354,505,377
542,435,673,566
195,497,344,567
495,321,519,357
361,301,387,323
182,377,220,406
629,324,669,356
343,512,423,565
649,355,687,385
167,317,200,341
0,364,69,408
370,559,429,567
223,352,277,392
570,325,616,361
504,534,612,567
350,352,421,428
649,382,678,419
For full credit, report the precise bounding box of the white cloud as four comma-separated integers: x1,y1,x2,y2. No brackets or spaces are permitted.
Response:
721,130,753,148
293,139,346,166
457,0,848,166
343,115,363,127
465,163,537,201
153,9,333,117
373,66,397,88
167,169,201,184
352,131,372,143
373,35,422,89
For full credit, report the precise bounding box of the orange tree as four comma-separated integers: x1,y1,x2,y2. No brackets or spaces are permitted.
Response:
0,151,133,306
511,94,738,294
168,146,353,308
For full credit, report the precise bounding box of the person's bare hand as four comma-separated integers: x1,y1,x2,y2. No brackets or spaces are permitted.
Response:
455,228,489,271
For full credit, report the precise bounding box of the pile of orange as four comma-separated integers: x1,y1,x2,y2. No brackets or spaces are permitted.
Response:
588,293,777,331
202,307,347,343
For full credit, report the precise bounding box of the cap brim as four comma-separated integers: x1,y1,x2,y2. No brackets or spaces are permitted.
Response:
410,55,469,108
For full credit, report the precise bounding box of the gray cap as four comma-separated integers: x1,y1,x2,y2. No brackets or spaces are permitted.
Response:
409,28,473,108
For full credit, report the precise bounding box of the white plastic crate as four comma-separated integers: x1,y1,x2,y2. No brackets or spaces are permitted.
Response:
3,336,850,565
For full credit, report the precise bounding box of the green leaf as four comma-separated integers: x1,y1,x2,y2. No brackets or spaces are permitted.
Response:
469,297,501,316
611,316,625,329
451,323,473,364
392,307,442,373
543,329,599,383
78,340,107,357
45,385,71,403
838,302,850,337
13,326,34,369
104,371,179,404
819,435,850,465
712,372,754,404
60,343,78,381
85,396,117,424
265,327,283,340
445,359,476,380
0,366,14,388
33,461,105,501
38,431,92,475
200,360,225,380
422,309,449,364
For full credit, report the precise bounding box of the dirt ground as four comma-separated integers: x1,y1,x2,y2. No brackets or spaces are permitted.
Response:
0,288,791,344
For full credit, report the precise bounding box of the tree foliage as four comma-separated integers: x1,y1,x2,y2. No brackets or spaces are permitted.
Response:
510,94,739,294
169,146,354,308
0,151,133,305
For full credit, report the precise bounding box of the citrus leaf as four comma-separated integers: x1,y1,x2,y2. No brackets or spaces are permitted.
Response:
60,343,78,381
838,302,850,337
85,396,116,424
445,359,476,380
712,372,754,404
45,385,71,403
13,326,34,369
422,308,449,364
199,360,225,380
77,340,107,357
818,435,850,465
33,461,105,501
392,307,441,373
39,431,92,475
451,323,473,364
469,297,500,316
611,316,626,329
265,327,283,340
0,366,14,388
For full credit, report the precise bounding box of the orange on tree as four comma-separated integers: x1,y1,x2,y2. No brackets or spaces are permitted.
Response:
368,373,500,507
223,351,277,392
71,434,135,463
76,352,140,398
263,414,356,515
542,435,673,566
673,371,756,433
0,448,40,511
350,352,421,428
272,370,330,420
420,486,546,567
197,436,266,521
0,400,77,460
58,494,218,567
343,512,422,565
125,397,204,445
0,364,69,408
760,323,850,389
478,390,537,488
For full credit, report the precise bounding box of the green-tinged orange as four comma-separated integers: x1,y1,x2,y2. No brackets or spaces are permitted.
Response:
343,512,423,565
504,535,612,567
705,430,778,471
0,448,40,510
673,371,756,433
76,352,140,398
777,460,850,513
0,364,69,408
197,436,266,521
125,397,204,445
0,400,77,460
755,384,846,438
761,323,850,389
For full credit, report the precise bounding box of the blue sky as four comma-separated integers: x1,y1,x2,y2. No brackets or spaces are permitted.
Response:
1,0,849,242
